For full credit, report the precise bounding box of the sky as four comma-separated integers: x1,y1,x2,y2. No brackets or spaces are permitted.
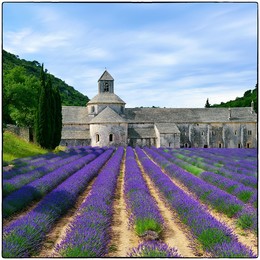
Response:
3,2,257,108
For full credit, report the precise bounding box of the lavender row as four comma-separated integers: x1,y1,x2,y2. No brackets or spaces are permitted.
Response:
3,146,91,179
200,171,257,208
163,148,257,189
127,241,181,257
184,148,257,176
55,147,124,257
124,147,164,237
136,147,255,257
3,148,114,257
3,148,105,218
156,148,257,206
145,148,257,233
3,149,95,197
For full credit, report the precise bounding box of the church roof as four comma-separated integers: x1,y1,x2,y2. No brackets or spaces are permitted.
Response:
155,123,180,133
128,127,156,138
88,93,126,105
98,70,114,81
125,107,256,123
62,106,89,124
90,106,127,124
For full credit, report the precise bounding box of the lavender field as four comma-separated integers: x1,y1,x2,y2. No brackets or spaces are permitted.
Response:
3,146,257,257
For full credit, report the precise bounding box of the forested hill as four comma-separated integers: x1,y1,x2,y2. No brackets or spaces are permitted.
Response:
3,50,89,106
210,84,257,112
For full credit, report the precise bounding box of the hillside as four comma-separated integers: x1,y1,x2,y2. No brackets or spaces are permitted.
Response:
3,50,89,106
3,131,48,163
210,84,257,112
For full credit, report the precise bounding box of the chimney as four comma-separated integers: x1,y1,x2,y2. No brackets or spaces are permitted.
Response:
228,107,231,120
251,100,254,114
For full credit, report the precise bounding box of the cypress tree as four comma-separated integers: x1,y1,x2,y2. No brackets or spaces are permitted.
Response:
35,64,62,149
35,64,48,148
52,86,62,148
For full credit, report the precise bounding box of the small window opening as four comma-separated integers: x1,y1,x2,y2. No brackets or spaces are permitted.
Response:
104,82,109,92
109,134,113,142
96,134,100,143
219,143,222,148
201,131,204,136
91,106,95,113
247,143,250,148
238,143,241,148
235,130,237,135
248,130,252,135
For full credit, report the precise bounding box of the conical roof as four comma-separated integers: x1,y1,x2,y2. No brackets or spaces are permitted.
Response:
88,92,125,105
90,106,126,124
98,70,114,81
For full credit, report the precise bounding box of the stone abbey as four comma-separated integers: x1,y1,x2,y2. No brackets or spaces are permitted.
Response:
61,70,257,148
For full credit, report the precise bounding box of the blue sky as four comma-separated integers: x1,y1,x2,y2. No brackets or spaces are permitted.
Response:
3,2,257,108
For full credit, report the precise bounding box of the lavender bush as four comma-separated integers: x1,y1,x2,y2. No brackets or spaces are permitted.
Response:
124,147,164,237
3,148,105,218
55,147,124,257
127,241,181,257
3,149,95,197
148,147,257,232
3,148,114,257
135,147,255,257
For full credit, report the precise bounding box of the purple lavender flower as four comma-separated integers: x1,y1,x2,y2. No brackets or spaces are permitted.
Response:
124,147,164,237
3,148,114,257
3,148,106,218
127,241,181,257
55,147,124,257
135,147,254,257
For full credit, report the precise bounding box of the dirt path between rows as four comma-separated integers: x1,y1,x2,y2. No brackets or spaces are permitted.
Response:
37,177,96,257
144,150,258,255
136,156,199,257
106,153,140,257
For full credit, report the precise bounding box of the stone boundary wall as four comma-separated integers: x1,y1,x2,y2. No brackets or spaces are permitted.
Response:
5,124,33,142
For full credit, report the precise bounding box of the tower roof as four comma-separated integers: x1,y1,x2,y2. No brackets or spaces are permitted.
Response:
98,70,114,81
90,106,126,124
88,92,125,105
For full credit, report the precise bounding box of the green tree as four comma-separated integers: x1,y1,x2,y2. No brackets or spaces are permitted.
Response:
52,86,62,148
3,66,40,126
205,98,210,108
35,65,51,148
35,65,62,149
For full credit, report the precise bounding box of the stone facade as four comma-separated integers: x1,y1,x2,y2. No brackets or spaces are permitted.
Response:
61,70,257,148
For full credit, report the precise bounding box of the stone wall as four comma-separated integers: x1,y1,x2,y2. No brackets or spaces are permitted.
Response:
177,122,257,148
5,124,33,142
60,139,91,146
90,123,128,147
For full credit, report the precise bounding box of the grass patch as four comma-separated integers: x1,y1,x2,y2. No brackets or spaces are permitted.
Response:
237,191,253,203
182,164,204,176
198,228,231,250
237,214,254,230
3,131,48,163
135,218,162,236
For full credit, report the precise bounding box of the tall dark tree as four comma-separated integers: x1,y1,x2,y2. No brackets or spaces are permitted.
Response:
52,86,62,148
35,64,62,149
205,98,210,108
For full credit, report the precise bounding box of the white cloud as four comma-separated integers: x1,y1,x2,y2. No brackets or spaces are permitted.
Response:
3,3,256,109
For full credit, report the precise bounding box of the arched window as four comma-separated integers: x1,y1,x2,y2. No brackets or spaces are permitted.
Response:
104,82,109,92
109,134,113,142
96,134,100,143
91,106,95,113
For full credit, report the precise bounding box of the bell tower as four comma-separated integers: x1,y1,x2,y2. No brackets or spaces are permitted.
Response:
98,70,114,94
